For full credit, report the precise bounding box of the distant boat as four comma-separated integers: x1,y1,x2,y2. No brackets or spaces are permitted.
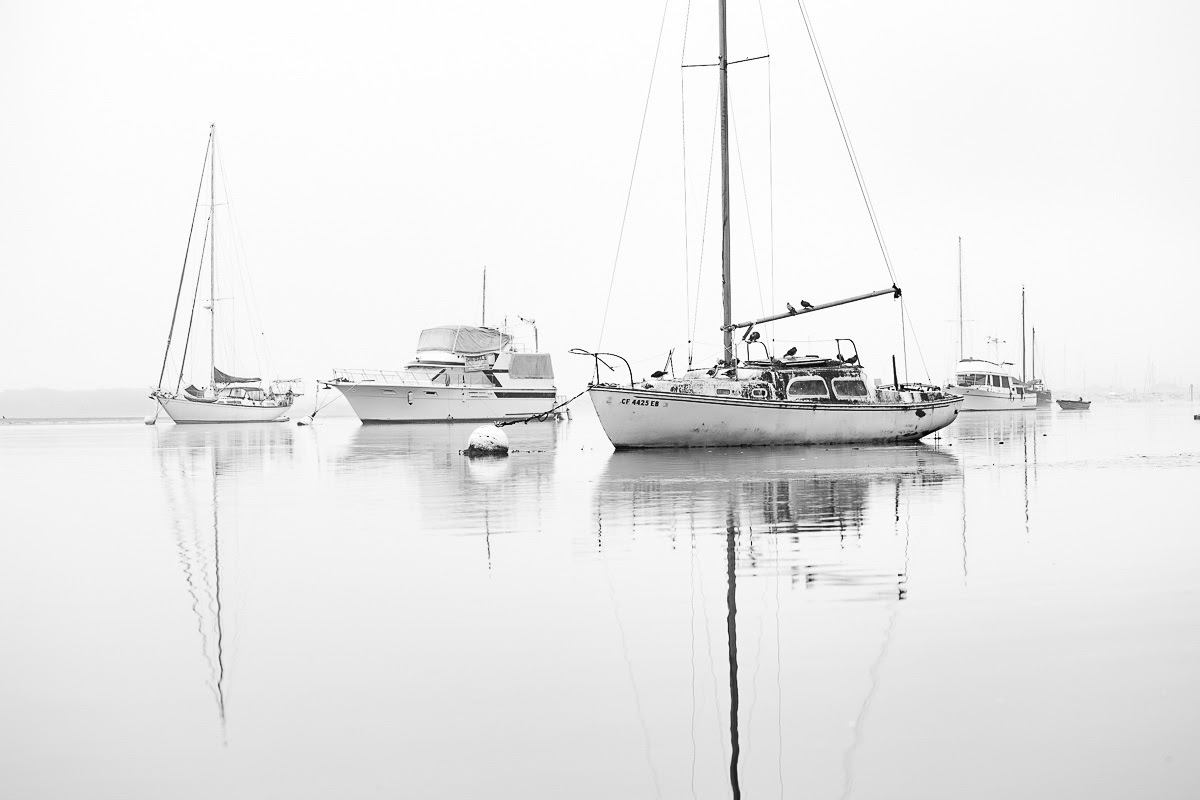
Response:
582,2,962,449
1056,398,1091,410
946,243,1035,411
150,125,298,424
948,358,1038,410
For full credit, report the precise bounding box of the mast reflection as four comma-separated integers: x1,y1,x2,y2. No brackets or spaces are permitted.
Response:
591,443,961,796
154,424,294,739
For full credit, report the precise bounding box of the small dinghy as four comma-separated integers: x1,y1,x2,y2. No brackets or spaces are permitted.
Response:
1056,397,1091,410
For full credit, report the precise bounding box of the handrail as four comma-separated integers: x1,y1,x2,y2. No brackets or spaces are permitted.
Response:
569,348,635,389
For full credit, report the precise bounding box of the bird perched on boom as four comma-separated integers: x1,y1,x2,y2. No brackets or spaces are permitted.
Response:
786,302,797,314
650,370,667,378
747,331,760,343
784,346,797,358
800,300,814,309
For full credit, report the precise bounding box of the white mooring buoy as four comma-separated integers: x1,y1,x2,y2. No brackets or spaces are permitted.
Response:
465,425,510,456
143,415,157,426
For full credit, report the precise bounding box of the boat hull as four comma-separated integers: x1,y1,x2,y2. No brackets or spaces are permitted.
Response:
156,395,291,424
589,386,962,448
947,386,1037,411
1056,399,1091,410
330,383,558,423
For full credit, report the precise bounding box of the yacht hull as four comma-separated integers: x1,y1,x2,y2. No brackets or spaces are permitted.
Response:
589,386,962,448
330,384,558,423
156,395,291,424
946,387,1037,411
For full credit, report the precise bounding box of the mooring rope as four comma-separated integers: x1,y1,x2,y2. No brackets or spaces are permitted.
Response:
495,387,589,428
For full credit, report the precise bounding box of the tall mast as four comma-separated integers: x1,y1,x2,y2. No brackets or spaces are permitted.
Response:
209,123,216,386
1032,327,1037,381
718,0,733,365
481,266,487,326
1021,286,1026,383
957,237,963,361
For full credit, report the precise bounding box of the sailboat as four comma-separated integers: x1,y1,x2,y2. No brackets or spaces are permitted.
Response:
150,125,298,423
582,3,962,449
945,240,1036,411
1026,326,1053,405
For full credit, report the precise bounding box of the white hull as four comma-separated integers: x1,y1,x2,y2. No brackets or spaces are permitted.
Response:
590,386,962,448
156,395,291,424
330,383,558,423
947,387,1037,411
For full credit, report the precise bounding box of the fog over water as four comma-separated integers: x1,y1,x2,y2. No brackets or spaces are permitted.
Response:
2,1,1198,396
2,403,1198,798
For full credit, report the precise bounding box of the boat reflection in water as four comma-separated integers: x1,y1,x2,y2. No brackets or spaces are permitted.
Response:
590,443,961,798
153,424,296,741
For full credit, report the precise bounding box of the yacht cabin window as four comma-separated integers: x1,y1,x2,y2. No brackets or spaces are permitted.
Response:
831,378,870,399
786,377,829,399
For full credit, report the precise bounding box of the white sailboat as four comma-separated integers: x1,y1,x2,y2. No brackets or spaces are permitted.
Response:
150,125,298,424
583,2,962,449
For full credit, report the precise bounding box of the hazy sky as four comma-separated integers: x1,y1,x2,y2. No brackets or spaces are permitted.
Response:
2,0,1197,394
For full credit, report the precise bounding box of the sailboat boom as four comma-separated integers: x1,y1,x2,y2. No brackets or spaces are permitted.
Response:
724,285,900,332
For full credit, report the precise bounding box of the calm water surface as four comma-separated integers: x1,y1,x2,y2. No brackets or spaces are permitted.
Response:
1,403,1198,798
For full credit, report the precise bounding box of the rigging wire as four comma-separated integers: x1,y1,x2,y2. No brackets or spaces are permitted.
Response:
681,0,695,363
689,98,721,363
755,0,776,355
794,0,895,285
597,0,673,351
729,99,766,318
216,137,278,382
794,0,940,381
175,216,213,392
157,133,212,390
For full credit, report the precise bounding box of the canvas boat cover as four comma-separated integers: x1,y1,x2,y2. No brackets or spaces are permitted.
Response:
508,353,554,379
213,366,260,384
416,326,511,355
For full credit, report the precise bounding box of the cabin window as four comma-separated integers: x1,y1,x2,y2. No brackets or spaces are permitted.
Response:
831,378,870,399
957,373,987,386
715,388,733,396
786,377,829,399
1000,376,1011,389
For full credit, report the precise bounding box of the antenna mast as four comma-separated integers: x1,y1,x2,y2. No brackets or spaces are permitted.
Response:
482,266,487,326
957,237,963,361
1021,286,1026,383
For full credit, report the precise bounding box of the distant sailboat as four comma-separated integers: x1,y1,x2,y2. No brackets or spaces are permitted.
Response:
150,125,298,424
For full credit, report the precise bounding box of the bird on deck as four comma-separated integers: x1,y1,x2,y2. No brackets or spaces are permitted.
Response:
650,370,667,379
747,331,761,343
800,300,814,310
784,346,798,358
845,355,859,365
786,302,797,314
